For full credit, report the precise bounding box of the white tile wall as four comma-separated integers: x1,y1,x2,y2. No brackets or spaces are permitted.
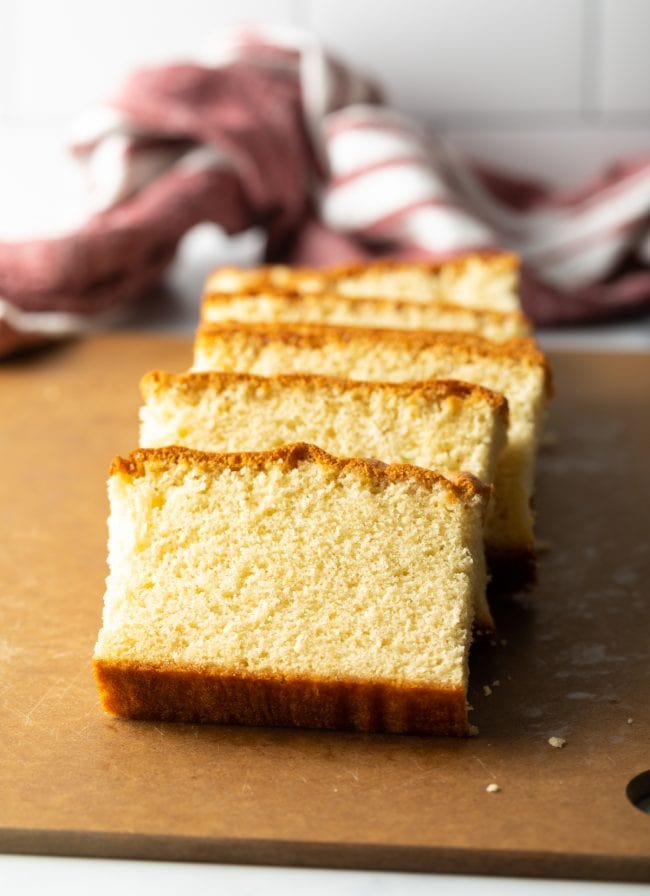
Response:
442,124,650,185
10,0,295,121
309,0,585,115
0,1,15,118
0,0,649,182
599,0,650,112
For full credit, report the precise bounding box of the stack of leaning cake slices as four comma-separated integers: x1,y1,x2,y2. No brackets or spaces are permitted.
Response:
93,252,552,736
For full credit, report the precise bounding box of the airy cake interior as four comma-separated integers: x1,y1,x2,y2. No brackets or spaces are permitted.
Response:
93,446,489,733
192,326,550,560
201,290,529,341
205,254,520,313
139,373,505,630
140,372,507,487
327,257,520,312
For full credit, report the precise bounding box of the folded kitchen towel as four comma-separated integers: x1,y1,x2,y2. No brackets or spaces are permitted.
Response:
1,25,649,355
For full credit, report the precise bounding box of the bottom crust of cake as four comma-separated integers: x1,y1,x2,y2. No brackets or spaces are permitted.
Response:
93,660,470,737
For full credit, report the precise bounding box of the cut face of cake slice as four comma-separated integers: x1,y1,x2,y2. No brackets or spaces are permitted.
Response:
193,323,552,578
200,287,530,342
93,444,490,736
205,252,521,313
139,371,508,631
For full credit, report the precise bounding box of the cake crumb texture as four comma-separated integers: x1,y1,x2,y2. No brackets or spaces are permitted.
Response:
206,252,521,313
139,377,504,630
94,444,489,735
201,287,530,342
192,323,551,565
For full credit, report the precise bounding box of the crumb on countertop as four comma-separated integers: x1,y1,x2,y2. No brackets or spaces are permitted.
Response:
486,783,500,793
469,724,480,737
548,736,567,749
492,680,501,687
627,718,634,725
483,685,492,696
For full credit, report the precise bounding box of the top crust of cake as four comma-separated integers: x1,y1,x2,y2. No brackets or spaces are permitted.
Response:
140,369,509,424
208,252,519,287
195,323,553,397
111,443,491,505
314,251,520,280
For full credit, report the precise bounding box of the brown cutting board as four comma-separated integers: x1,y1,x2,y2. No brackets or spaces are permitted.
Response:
1,334,649,880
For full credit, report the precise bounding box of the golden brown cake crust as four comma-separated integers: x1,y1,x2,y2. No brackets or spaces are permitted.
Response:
208,251,519,285
201,285,529,328
315,250,520,280
93,659,470,736
110,443,492,504
195,322,553,397
140,369,509,422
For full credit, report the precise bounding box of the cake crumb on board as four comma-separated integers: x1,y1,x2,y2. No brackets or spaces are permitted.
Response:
548,736,567,749
486,783,501,793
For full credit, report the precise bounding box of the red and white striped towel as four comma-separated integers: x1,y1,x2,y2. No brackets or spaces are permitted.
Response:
1,26,649,356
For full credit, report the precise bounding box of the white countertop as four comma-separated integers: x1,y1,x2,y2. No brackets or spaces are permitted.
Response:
3,855,649,896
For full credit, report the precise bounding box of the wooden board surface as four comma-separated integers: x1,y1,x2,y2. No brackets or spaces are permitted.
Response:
1,334,649,881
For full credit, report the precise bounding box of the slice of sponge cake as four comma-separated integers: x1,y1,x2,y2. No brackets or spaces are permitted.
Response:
200,287,530,342
140,371,508,487
139,371,509,630
205,252,520,313
93,444,490,735
193,323,552,577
